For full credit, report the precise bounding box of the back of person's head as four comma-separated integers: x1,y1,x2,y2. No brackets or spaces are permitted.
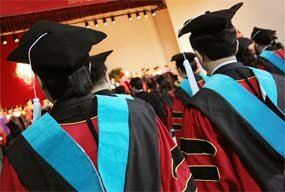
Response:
158,76,173,93
178,3,243,61
7,20,107,102
146,78,157,91
190,26,237,60
90,50,113,85
130,77,143,90
171,52,198,75
167,72,178,82
236,37,257,67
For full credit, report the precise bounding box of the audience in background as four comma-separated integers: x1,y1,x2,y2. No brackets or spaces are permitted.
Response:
0,99,53,147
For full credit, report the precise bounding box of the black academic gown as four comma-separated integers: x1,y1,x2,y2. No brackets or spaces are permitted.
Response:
4,90,160,190
257,56,285,75
2,90,195,191
134,91,168,126
184,62,284,190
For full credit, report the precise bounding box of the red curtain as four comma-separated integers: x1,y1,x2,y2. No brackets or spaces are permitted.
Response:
0,0,163,34
0,34,45,109
0,0,114,17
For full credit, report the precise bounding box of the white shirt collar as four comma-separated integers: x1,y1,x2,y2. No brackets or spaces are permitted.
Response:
210,59,237,75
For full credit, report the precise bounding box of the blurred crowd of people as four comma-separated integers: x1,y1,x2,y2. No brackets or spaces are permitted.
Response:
0,99,52,146
0,70,178,149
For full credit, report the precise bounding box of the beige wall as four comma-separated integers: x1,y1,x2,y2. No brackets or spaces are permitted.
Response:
165,0,285,52
74,9,180,75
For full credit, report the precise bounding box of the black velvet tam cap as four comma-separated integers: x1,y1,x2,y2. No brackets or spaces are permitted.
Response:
251,27,276,45
171,52,196,63
178,3,243,38
7,20,107,80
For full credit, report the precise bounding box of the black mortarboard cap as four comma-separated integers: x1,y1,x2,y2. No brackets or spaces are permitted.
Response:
90,50,113,83
7,20,107,80
90,50,113,65
251,27,276,45
171,52,196,63
178,3,243,37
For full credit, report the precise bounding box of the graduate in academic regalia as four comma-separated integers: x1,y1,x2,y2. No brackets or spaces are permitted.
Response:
0,21,195,191
251,27,285,75
89,50,114,96
236,37,258,67
169,52,207,142
178,3,284,191
156,75,174,130
130,77,149,100
129,77,170,128
250,27,285,111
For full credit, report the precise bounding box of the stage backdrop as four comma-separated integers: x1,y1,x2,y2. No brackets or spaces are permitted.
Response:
0,9,180,108
0,34,46,108
165,0,285,52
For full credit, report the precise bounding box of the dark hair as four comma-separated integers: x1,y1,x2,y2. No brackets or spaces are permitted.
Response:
43,77,70,100
130,77,143,90
190,26,237,60
236,37,257,67
42,66,93,100
168,72,178,82
90,61,107,84
236,48,257,67
156,75,173,93
146,78,157,90
176,60,198,74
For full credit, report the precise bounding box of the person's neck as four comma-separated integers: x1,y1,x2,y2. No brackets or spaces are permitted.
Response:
257,44,269,54
205,56,237,75
91,81,112,94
